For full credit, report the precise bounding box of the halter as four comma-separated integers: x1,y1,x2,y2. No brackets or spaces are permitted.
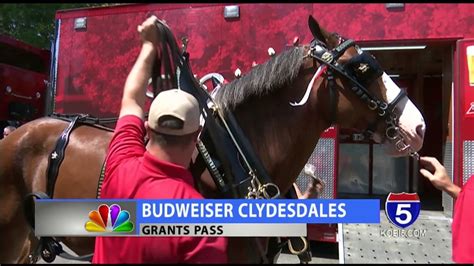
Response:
296,35,419,159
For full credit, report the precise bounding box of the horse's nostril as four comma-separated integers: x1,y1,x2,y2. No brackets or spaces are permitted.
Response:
416,124,425,139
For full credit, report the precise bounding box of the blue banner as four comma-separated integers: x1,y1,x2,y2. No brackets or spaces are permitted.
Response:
34,199,380,236
136,199,380,224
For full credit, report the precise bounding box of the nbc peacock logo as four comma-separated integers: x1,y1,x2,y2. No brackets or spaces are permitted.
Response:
85,204,134,233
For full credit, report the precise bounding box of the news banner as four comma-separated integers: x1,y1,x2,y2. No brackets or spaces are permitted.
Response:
35,199,380,237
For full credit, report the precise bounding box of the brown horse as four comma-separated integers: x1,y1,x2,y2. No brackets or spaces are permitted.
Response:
0,16,426,263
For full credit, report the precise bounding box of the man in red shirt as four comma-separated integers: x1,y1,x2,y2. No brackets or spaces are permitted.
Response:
92,16,228,264
419,156,474,263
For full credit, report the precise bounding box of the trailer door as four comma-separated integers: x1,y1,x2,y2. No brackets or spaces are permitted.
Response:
454,39,474,192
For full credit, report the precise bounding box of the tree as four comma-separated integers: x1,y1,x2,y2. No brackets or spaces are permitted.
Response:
0,4,122,49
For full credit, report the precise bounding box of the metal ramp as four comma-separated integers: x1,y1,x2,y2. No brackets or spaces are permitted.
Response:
341,210,453,264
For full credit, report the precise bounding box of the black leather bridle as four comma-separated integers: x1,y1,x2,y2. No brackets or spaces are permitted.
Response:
306,35,419,158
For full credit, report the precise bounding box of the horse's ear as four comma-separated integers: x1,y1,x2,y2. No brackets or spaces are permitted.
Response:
308,15,327,45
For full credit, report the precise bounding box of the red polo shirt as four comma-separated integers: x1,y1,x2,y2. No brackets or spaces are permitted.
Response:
92,115,227,264
452,176,474,263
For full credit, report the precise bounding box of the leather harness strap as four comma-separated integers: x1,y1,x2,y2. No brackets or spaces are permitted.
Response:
24,115,98,263
46,116,80,197
327,69,338,126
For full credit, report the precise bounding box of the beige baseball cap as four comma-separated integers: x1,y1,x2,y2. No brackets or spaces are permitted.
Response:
148,89,200,136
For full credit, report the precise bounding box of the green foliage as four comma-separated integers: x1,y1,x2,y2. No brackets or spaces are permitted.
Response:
0,3,122,49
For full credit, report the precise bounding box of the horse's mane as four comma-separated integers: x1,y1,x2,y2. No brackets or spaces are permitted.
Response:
215,46,305,111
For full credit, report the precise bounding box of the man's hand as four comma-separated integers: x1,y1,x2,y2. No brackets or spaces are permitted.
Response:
304,177,324,199
119,15,162,119
137,15,161,47
419,156,460,199
295,177,325,199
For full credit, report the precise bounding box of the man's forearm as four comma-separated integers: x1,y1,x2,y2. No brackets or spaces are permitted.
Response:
120,43,157,118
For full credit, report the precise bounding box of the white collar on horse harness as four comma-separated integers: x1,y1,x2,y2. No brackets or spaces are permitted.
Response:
290,37,419,158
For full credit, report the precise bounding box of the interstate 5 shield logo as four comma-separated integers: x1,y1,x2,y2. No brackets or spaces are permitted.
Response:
385,193,421,229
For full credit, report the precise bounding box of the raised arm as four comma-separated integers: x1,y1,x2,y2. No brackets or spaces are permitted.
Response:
119,15,160,119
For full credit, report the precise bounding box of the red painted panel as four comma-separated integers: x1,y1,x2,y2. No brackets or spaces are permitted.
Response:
56,4,474,41
310,3,473,41
54,4,315,117
55,10,149,116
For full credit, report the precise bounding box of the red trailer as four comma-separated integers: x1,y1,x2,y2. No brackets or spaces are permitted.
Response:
51,4,474,249
0,34,50,132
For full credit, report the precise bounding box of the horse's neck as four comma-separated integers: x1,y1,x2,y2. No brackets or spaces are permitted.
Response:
233,82,329,195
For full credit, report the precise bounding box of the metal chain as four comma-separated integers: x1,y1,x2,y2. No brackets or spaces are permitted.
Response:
246,172,281,199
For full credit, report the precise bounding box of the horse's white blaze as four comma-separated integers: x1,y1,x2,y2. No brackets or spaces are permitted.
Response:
377,73,426,156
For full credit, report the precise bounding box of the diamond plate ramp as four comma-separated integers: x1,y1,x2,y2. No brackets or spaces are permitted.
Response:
342,210,453,263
